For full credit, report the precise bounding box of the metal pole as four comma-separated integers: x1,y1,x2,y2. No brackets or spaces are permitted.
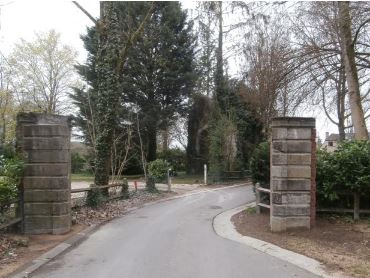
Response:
167,169,171,192
204,164,207,185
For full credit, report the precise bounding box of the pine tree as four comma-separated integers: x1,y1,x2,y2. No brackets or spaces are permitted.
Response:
122,2,196,162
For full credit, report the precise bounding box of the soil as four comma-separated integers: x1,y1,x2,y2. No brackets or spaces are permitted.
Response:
232,210,370,278
0,189,177,278
0,224,86,278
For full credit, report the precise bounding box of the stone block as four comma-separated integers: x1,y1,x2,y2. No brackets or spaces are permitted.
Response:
271,117,315,128
23,215,71,235
271,166,311,178
22,125,69,137
17,112,72,126
24,163,69,176
24,215,52,232
23,150,70,163
272,141,311,153
24,189,70,202
272,128,312,140
24,202,70,216
270,216,310,232
21,137,70,150
23,177,70,189
272,153,311,165
272,192,311,205
271,204,310,216
271,179,311,191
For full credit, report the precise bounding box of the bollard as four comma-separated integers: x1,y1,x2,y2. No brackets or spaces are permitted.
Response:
167,169,172,192
204,164,207,185
134,180,138,191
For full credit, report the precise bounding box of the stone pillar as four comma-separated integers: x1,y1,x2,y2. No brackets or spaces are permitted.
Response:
270,117,316,232
17,113,72,234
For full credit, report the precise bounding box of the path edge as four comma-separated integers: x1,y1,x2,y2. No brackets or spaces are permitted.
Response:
9,183,248,278
212,203,346,278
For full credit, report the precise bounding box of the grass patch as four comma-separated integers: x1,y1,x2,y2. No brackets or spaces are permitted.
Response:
71,172,204,185
71,173,94,181
172,174,203,184
245,206,256,214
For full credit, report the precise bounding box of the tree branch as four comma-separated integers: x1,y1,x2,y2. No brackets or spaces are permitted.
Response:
72,1,97,24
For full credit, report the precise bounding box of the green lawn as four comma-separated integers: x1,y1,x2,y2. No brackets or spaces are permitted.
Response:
71,172,203,184
171,174,204,184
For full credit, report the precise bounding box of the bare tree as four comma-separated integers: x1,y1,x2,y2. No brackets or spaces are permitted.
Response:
8,30,78,114
338,1,369,139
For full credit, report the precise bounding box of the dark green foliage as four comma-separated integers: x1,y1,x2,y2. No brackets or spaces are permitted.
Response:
148,159,170,182
208,104,236,181
0,154,23,212
317,141,370,201
122,2,196,162
71,152,86,174
145,175,157,192
208,79,265,179
86,187,106,208
157,149,186,172
186,94,212,174
73,2,196,186
249,142,270,186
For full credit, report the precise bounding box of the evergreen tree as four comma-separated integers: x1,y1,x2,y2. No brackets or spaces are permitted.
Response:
122,2,196,162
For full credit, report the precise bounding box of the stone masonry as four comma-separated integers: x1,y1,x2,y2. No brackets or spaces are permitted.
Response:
270,117,316,232
17,113,72,234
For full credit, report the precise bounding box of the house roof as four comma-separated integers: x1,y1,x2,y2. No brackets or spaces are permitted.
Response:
325,132,370,142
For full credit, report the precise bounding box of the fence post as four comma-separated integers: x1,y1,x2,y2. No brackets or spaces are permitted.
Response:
167,169,172,192
354,192,360,220
256,183,261,214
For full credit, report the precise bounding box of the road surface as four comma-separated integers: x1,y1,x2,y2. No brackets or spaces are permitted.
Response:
31,185,318,278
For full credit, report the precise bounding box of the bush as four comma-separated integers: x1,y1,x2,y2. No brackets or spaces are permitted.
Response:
71,152,86,174
0,155,23,211
86,187,106,207
148,159,170,182
157,149,186,172
249,142,270,186
317,140,370,201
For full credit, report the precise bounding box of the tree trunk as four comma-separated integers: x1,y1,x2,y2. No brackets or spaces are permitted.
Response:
337,65,346,141
147,124,157,162
353,192,360,221
338,2,369,140
215,1,224,106
162,126,169,151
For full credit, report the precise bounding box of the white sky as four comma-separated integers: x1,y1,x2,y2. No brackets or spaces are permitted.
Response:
0,0,339,141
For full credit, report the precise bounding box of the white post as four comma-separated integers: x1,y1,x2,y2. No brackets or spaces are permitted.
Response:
204,164,207,185
167,169,172,192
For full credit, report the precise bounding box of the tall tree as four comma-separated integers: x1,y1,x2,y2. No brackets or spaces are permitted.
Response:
122,2,196,162
338,1,369,139
8,30,77,114
92,2,155,186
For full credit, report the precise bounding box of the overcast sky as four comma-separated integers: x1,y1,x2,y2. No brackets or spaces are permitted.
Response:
0,0,338,141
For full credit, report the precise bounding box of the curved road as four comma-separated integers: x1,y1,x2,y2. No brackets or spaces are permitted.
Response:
31,185,318,278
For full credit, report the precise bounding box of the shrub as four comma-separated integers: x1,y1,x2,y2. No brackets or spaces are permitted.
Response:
317,140,370,201
0,155,24,212
157,148,186,172
148,159,170,182
86,187,106,207
249,142,270,186
71,152,86,174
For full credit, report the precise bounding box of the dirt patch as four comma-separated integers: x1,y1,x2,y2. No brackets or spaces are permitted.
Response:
232,210,370,278
0,224,86,278
73,189,177,226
